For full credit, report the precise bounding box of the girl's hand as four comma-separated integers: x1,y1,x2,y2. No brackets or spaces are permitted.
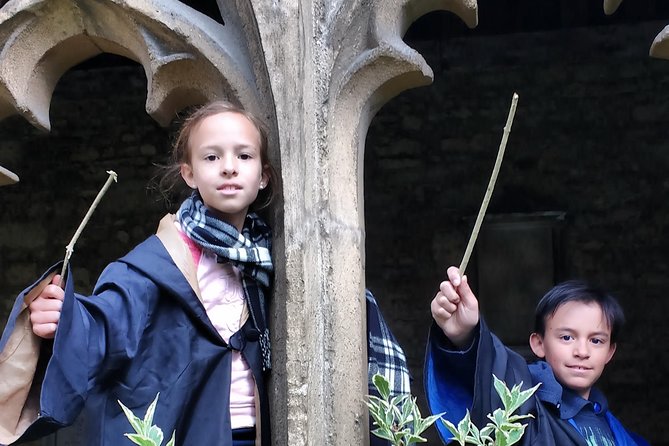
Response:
29,274,64,339
430,266,480,349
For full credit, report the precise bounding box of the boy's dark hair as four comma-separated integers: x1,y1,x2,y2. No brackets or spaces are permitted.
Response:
533,280,625,343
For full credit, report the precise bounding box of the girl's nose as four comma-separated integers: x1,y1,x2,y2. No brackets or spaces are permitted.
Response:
221,155,238,175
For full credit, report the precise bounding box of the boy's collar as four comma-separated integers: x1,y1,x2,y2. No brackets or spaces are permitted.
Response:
559,386,609,419
529,361,609,419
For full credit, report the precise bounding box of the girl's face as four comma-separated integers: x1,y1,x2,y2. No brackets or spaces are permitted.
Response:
180,112,268,230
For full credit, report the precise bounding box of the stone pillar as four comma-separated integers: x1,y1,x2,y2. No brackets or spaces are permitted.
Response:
250,1,477,444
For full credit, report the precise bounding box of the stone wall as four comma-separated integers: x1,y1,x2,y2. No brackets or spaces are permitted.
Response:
0,64,171,305
1,17,669,446
365,19,669,444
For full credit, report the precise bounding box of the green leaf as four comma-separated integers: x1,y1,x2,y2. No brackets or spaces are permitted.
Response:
143,393,160,429
147,425,164,446
492,375,541,417
414,413,443,436
371,427,396,442
123,433,157,446
165,431,176,446
458,410,471,439
493,375,512,409
372,374,391,400
505,423,528,446
509,383,541,415
480,424,495,439
440,418,465,445
507,413,534,423
489,408,506,428
118,400,146,437
405,433,428,444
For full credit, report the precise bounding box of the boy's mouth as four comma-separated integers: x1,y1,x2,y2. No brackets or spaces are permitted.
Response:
566,365,591,371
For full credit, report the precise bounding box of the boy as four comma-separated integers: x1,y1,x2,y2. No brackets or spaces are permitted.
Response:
425,266,648,446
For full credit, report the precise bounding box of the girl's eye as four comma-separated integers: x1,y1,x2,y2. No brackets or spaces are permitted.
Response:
560,335,572,341
591,338,604,345
205,155,218,161
239,153,252,160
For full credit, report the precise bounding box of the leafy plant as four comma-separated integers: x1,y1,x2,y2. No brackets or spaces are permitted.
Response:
366,373,444,446
118,393,175,446
441,375,540,446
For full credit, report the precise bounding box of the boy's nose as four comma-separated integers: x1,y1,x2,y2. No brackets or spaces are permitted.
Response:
573,341,590,358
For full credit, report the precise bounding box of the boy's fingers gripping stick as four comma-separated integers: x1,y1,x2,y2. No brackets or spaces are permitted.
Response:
459,93,518,276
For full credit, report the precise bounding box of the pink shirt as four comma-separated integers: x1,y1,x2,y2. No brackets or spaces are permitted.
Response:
178,226,256,429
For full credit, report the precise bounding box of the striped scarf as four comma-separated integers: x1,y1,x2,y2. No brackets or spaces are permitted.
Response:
177,192,274,370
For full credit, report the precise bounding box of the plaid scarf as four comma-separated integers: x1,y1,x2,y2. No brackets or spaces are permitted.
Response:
177,192,274,370
366,289,411,396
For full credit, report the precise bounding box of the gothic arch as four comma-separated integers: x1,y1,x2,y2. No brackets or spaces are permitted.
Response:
0,0,273,130
328,0,478,228
603,0,623,15
651,24,669,60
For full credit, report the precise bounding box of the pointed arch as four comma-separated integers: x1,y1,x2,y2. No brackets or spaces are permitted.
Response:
650,24,669,60
0,0,273,130
327,0,478,226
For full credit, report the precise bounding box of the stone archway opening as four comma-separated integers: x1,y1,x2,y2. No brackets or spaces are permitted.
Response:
365,3,669,444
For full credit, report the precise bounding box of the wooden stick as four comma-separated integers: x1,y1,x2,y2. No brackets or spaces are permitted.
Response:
459,93,518,275
59,170,118,286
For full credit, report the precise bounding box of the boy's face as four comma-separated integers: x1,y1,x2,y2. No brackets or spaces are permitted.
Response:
529,301,616,400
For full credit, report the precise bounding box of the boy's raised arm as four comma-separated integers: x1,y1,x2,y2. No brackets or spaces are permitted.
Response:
430,266,480,349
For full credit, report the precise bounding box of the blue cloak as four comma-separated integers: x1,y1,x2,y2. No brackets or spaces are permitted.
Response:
0,217,270,445
424,319,648,446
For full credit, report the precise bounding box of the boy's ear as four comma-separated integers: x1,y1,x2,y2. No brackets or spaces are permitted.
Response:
529,332,546,358
180,164,196,189
605,342,617,364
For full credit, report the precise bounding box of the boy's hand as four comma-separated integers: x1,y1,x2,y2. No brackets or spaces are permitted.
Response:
430,266,480,349
28,274,64,339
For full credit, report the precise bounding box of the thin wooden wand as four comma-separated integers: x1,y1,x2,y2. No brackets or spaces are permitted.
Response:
459,93,518,275
59,170,118,287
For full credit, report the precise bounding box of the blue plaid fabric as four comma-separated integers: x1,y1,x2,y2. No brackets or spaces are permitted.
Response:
366,289,411,396
177,192,273,370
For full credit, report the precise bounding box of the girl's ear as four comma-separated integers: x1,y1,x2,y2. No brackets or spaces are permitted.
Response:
260,166,270,190
180,164,196,189
529,332,546,358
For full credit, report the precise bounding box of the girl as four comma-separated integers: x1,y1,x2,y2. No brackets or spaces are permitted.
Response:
0,101,277,446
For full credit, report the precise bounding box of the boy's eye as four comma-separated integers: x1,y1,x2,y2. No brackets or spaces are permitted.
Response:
239,153,252,160
205,155,218,161
560,335,572,341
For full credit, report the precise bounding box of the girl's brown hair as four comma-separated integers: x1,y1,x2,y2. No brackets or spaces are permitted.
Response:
157,100,277,212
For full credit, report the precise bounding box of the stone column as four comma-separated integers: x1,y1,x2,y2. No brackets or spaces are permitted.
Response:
249,1,477,444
